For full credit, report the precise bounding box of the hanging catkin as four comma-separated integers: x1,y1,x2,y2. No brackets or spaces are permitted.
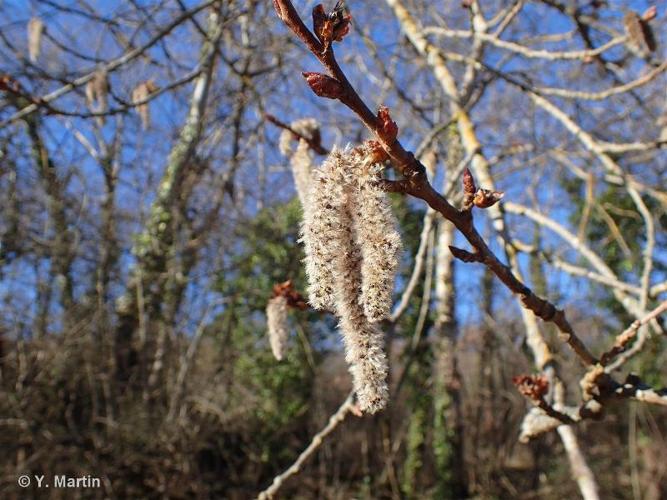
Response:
300,145,399,413
27,17,44,63
132,80,157,130
266,295,289,361
289,140,312,208
623,11,656,54
279,118,319,156
349,149,402,322
333,205,389,413
300,147,349,311
86,69,109,125
279,118,319,208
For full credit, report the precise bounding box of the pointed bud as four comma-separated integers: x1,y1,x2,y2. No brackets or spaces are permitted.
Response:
642,6,657,22
329,1,352,42
463,168,476,195
302,72,344,100
472,188,504,209
312,5,330,44
377,106,398,143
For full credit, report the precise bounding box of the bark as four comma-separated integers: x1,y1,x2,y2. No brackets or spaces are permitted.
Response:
115,8,222,382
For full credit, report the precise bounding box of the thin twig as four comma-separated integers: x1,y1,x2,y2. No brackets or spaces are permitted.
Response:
256,390,356,499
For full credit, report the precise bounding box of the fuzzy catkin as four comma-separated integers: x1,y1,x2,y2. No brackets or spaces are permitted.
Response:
290,139,312,208
266,296,289,361
278,118,319,156
27,18,44,63
333,210,389,413
350,155,402,322
300,145,399,413
132,81,157,130
86,70,109,116
300,147,349,310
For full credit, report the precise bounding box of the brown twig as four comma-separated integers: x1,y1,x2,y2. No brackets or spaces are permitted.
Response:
265,113,329,155
272,0,597,367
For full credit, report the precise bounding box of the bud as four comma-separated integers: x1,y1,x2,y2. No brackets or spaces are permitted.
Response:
313,1,352,49
329,1,352,42
312,5,330,45
472,188,504,209
462,167,476,209
377,106,398,143
642,6,657,22
513,374,549,401
302,72,344,100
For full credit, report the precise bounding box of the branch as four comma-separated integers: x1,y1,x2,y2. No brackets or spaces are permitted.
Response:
265,113,328,155
256,391,356,499
0,0,220,127
273,0,597,367
601,300,667,369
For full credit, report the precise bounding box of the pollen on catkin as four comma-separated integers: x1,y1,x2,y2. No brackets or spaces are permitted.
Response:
300,147,349,310
266,295,289,361
349,148,402,322
333,212,389,413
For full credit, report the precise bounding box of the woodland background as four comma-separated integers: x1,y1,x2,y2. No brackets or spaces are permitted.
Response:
0,0,666,498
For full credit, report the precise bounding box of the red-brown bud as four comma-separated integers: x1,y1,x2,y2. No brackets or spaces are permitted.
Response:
302,72,344,100
463,168,476,196
377,106,398,143
272,280,309,310
472,188,504,209
312,5,330,44
642,6,657,22
313,2,352,50
365,140,390,164
513,374,549,401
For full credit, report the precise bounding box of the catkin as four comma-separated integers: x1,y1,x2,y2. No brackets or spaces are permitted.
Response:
132,80,157,130
350,151,402,322
279,118,319,156
300,144,400,413
27,18,44,63
279,118,320,208
266,295,289,361
289,140,312,208
86,69,110,120
333,209,389,413
300,147,349,310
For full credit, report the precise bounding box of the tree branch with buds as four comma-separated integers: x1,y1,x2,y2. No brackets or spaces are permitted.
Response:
272,0,596,366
